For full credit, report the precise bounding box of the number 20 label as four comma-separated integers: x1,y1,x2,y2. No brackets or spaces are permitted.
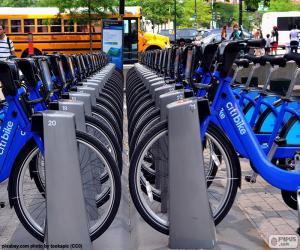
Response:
48,120,57,127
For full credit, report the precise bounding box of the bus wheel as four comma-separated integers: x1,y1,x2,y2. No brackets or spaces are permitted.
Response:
145,45,161,51
21,48,42,58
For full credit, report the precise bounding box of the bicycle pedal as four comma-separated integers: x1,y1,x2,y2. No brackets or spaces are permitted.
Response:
245,175,256,183
0,201,5,208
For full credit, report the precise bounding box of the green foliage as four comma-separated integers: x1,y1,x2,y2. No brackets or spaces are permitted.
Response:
52,0,118,23
213,2,260,30
244,0,270,12
0,0,36,7
127,0,210,28
267,0,300,11
177,0,211,28
126,0,176,26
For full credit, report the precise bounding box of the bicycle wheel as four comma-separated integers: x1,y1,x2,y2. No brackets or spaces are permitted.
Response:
129,121,240,234
91,105,123,146
85,115,122,173
9,131,121,242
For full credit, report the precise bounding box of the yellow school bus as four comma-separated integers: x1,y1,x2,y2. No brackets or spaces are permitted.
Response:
0,6,170,62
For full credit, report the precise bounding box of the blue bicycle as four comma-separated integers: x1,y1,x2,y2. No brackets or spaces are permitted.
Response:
0,58,121,242
128,40,300,234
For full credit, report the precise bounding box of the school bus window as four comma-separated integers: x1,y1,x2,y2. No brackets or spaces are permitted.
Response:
0,19,8,28
92,21,101,33
77,21,88,32
11,19,22,33
37,19,48,33
50,19,61,33
64,19,74,32
24,19,35,33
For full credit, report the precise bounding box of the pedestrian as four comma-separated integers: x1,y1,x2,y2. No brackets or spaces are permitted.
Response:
265,34,271,55
221,25,227,41
230,23,240,41
289,24,300,53
178,38,186,47
0,24,16,60
254,30,263,56
271,26,279,55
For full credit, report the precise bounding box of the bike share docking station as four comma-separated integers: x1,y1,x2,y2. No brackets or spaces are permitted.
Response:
166,97,216,249
31,110,93,250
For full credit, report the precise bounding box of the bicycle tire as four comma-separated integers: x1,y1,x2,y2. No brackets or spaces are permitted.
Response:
91,105,123,146
129,121,240,234
9,131,121,242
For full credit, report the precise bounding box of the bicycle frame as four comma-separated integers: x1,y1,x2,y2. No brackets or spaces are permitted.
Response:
0,90,44,183
202,71,300,192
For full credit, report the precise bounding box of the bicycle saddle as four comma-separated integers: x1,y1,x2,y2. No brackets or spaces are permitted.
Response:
261,55,286,67
0,60,20,97
234,58,250,68
244,54,267,65
15,59,40,88
200,43,219,72
284,53,300,66
217,41,241,77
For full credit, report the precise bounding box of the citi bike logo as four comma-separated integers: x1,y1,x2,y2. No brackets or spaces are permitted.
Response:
225,102,246,135
0,121,13,155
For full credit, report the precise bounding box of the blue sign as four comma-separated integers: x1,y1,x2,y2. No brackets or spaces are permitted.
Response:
102,20,124,70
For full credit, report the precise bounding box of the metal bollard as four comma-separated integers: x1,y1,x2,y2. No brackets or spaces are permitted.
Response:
167,98,216,249
41,110,93,250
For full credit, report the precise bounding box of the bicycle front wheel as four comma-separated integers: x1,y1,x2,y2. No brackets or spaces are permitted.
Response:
8,131,121,242
129,121,240,234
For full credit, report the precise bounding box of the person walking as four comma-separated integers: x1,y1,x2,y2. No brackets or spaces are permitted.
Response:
271,26,279,55
221,25,227,41
230,23,241,41
290,24,300,53
0,24,16,60
265,34,271,55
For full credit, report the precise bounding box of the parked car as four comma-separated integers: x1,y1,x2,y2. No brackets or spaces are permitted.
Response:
159,28,201,44
197,28,252,40
176,28,199,43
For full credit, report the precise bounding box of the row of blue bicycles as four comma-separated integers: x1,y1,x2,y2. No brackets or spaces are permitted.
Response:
0,52,124,241
126,40,300,234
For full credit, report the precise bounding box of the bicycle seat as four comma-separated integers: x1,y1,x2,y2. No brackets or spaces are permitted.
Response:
234,58,250,68
0,60,20,97
16,59,40,88
200,43,219,72
217,41,241,77
244,54,266,65
261,55,286,67
284,53,300,66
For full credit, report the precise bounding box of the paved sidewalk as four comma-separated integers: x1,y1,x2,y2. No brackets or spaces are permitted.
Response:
238,159,299,246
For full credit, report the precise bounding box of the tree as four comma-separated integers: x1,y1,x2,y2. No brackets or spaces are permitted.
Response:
0,0,58,7
52,0,117,51
244,0,270,12
0,0,36,7
127,0,176,31
177,0,211,28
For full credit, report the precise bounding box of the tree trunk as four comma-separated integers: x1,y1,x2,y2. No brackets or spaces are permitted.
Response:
239,0,243,27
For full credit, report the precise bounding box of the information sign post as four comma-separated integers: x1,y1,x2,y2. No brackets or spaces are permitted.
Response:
102,20,124,70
